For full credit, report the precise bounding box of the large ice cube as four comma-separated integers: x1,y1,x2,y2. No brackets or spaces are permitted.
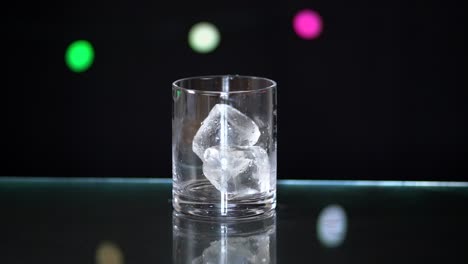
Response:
192,104,260,160
202,146,270,195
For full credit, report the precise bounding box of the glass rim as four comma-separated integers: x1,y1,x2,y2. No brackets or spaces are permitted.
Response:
172,74,277,94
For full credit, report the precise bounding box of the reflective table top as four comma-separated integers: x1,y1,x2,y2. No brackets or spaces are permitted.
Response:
1,177,468,263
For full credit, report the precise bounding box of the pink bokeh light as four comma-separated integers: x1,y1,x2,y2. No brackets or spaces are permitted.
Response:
293,9,323,40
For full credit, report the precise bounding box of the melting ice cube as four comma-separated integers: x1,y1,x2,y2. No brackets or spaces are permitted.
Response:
202,146,270,195
192,104,270,196
192,104,260,160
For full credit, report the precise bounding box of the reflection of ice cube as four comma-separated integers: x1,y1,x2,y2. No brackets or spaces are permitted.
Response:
192,235,270,264
202,146,270,195
192,104,261,160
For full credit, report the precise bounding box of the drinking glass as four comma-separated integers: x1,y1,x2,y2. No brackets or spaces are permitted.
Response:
172,75,277,218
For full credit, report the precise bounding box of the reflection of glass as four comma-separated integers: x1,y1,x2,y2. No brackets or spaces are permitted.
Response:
172,210,276,264
316,204,348,248
172,75,277,218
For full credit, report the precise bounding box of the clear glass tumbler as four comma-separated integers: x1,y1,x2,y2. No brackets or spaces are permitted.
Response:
172,75,277,218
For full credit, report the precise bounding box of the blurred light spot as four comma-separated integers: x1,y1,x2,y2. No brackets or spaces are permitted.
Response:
293,9,323,39
317,204,347,248
96,241,124,264
65,40,95,72
188,22,220,53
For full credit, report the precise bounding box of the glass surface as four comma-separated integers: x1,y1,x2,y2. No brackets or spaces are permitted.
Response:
172,75,277,218
1,177,468,263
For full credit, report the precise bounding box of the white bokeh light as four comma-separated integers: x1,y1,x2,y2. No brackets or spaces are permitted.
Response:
317,204,348,248
188,22,220,54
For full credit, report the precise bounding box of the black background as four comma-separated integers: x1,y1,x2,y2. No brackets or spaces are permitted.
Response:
2,0,466,180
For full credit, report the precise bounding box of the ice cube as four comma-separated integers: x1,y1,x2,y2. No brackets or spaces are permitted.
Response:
202,146,270,195
192,104,260,160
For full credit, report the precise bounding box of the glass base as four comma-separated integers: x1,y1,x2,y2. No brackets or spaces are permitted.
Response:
173,180,276,219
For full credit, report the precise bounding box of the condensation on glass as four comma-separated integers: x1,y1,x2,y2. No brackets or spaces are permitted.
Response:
172,75,277,218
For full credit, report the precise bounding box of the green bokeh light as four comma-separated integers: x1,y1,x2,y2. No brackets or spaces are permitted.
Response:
188,22,220,54
65,40,95,73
